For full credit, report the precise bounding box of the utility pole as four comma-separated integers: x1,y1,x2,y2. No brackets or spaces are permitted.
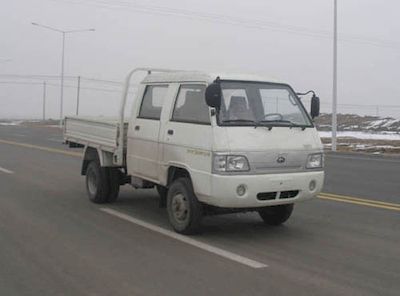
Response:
332,0,338,151
60,31,65,126
76,76,81,115
42,81,47,121
31,22,95,127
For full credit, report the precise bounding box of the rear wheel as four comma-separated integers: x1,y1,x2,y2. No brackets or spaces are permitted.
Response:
85,161,110,204
106,168,121,203
167,178,203,234
258,204,294,226
85,161,121,203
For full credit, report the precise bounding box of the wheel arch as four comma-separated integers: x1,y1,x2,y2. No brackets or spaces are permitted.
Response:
166,166,192,187
81,146,114,175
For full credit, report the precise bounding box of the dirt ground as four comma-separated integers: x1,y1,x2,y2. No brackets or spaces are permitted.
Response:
321,137,400,154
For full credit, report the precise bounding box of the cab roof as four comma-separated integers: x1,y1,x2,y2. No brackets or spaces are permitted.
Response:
141,71,283,85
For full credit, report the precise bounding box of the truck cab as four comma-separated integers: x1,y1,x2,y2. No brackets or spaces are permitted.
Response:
64,69,324,234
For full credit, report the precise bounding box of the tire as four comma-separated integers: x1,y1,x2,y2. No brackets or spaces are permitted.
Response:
167,178,203,234
106,168,121,203
258,204,294,226
156,185,168,208
85,160,110,204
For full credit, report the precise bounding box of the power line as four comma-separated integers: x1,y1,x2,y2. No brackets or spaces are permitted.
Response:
46,82,124,93
0,81,44,85
0,74,124,86
80,76,123,86
313,101,400,108
0,74,77,80
55,0,400,50
2,80,398,109
0,79,136,94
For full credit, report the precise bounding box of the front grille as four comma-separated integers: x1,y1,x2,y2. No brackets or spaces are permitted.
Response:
279,190,299,199
257,192,277,201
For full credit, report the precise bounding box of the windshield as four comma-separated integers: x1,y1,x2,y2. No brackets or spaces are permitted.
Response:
219,81,312,127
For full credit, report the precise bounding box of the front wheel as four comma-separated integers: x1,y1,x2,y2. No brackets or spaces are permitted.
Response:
167,178,203,234
258,204,294,226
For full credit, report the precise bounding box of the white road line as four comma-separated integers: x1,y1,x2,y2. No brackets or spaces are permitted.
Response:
100,208,267,269
0,166,14,174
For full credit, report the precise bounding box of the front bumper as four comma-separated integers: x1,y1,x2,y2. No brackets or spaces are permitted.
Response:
200,171,324,208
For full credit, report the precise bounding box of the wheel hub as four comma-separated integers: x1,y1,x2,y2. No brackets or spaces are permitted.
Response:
172,193,189,222
87,170,97,195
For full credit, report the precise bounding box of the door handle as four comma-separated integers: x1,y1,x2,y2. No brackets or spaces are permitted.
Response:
134,125,140,131
167,129,174,135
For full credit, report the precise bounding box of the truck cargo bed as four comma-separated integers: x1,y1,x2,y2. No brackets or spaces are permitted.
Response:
64,116,128,153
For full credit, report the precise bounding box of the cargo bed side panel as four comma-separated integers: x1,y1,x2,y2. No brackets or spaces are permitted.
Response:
64,117,126,152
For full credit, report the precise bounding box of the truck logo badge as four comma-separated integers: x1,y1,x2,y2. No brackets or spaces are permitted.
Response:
277,156,286,164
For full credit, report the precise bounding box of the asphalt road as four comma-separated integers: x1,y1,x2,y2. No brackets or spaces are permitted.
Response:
0,124,399,296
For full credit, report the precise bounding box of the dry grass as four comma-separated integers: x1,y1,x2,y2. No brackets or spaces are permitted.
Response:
321,137,400,154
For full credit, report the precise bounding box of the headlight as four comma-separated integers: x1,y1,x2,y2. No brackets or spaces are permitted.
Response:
306,153,323,169
213,155,250,172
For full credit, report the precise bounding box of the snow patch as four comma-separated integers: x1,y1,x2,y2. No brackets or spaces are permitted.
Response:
319,131,400,140
0,121,22,126
368,119,386,127
382,119,400,127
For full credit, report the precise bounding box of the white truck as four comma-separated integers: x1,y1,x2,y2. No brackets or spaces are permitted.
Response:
64,68,324,234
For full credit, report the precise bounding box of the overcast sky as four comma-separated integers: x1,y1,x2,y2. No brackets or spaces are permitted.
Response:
1,0,399,118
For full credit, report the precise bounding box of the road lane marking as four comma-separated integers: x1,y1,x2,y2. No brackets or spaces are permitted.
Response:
0,139,81,157
0,166,14,174
318,194,400,212
100,208,268,269
1,138,398,212
319,195,400,211
320,192,400,208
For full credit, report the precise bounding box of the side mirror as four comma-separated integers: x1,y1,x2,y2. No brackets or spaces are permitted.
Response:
310,95,320,119
205,82,222,108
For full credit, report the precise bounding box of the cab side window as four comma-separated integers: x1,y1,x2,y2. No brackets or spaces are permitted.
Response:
138,85,168,120
172,84,210,125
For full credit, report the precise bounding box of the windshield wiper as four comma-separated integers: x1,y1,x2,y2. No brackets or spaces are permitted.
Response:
221,119,260,126
221,119,306,130
257,120,307,130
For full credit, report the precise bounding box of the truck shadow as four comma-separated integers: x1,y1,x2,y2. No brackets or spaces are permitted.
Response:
111,187,312,242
